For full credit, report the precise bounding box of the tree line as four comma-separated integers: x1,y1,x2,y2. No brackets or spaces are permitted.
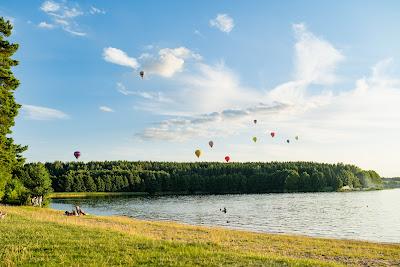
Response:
45,161,382,195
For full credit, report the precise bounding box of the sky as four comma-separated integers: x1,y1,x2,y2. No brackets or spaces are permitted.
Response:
1,1,400,177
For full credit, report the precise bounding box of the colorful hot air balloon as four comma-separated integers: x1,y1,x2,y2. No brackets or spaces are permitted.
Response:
295,136,299,141
140,71,144,79
253,119,257,124
209,141,214,148
252,136,257,143
224,156,230,162
270,132,275,138
195,149,202,158
73,151,81,159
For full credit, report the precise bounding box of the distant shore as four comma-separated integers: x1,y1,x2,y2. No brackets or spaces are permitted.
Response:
1,206,399,266
49,188,384,199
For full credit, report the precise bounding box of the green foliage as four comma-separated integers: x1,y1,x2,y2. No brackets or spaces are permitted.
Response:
45,161,381,194
284,170,300,192
3,178,28,204
0,17,27,201
18,163,52,197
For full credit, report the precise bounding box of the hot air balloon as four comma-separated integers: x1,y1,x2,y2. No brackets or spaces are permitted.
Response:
209,141,214,148
74,151,81,159
286,139,290,144
270,132,275,138
253,119,257,124
295,136,299,141
252,136,257,143
225,156,230,162
195,149,202,158
139,71,144,79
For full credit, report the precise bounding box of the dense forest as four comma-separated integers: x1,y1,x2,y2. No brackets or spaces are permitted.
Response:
45,161,382,194
382,178,400,188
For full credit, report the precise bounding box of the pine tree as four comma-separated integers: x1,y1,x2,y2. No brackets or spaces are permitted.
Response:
0,17,27,200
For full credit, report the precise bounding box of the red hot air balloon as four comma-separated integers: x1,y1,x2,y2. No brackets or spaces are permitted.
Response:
270,132,275,138
74,151,81,159
224,156,230,162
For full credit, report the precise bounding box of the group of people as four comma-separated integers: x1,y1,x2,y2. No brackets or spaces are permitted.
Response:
65,206,86,216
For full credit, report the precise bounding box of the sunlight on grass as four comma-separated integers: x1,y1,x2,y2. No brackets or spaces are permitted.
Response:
1,206,399,266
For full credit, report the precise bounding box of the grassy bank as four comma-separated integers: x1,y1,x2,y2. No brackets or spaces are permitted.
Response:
0,206,399,266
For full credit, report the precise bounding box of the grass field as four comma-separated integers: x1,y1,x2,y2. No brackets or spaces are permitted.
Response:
0,206,399,266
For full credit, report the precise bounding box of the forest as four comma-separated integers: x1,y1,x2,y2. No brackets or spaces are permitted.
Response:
45,161,382,194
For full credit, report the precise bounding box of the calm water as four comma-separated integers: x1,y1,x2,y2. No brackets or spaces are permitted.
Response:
51,188,400,243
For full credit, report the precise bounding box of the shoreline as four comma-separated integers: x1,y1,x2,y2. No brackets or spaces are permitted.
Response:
49,188,384,199
1,205,399,266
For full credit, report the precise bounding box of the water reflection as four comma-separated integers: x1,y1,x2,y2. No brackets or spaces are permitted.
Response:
51,188,400,243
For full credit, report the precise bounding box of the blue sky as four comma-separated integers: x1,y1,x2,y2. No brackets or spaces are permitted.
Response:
2,1,400,176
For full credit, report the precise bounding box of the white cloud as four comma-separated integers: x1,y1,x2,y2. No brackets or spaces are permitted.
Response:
137,103,289,141
140,47,201,78
89,6,106,15
38,21,55,29
104,46,200,78
64,27,86,36
39,0,89,36
103,47,139,69
40,1,60,12
293,23,344,84
99,106,114,112
116,82,173,104
194,30,204,38
22,105,69,120
209,14,234,33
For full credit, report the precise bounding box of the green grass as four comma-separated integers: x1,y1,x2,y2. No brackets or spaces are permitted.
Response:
0,206,399,266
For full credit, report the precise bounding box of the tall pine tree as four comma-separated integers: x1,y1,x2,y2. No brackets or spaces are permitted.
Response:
0,17,27,200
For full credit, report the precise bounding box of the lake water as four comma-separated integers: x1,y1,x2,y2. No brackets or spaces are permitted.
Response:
51,188,400,243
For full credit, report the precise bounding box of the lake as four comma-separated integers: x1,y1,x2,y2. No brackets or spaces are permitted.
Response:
51,188,400,243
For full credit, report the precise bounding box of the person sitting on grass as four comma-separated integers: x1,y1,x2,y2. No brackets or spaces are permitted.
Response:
75,206,86,216
0,211,7,219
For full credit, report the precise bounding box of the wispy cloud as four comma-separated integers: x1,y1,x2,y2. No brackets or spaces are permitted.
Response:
137,102,290,141
209,14,234,33
116,82,173,103
99,106,114,112
194,29,205,38
41,1,60,12
38,21,55,29
22,105,69,120
89,6,105,15
38,1,105,36
293,23,344,84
